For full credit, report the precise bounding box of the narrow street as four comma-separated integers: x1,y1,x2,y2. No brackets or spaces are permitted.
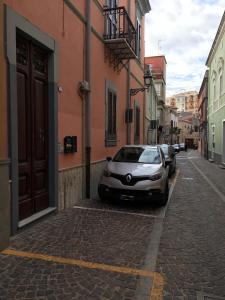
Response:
0,151,225,299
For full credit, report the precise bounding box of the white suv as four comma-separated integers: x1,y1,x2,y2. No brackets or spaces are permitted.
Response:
98,145,170,206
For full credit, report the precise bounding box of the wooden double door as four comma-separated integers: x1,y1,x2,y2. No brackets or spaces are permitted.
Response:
16,36,49,221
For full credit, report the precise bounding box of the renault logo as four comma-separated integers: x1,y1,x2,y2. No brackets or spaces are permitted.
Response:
125,174,132,183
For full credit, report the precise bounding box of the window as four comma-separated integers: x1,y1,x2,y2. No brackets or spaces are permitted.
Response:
155,83,161,96
212,70,217,100
136,19,141,58
135,5,142,59
134,102,140,144
220,74,223,95
218,58,224,96
213,81,216,99
113,147,161,164
106,83,117,146
106,0,118,37
107,0,117,7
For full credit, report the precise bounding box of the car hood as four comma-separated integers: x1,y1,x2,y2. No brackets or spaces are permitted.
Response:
107,161,162,176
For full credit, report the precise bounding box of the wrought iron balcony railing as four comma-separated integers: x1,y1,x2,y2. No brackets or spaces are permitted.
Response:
103,6,137,60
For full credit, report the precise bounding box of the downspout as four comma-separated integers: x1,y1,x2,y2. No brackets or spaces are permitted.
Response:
127,0,131,145
85,0,91,198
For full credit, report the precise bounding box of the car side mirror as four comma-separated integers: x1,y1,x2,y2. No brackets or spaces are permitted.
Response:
106,156,112,161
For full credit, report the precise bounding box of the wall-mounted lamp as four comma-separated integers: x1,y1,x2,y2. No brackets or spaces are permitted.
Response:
130,69,152,96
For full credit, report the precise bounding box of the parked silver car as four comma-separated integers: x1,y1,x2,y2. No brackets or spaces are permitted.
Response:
160,144,176,177
179,143,185,151
173,144,180,153
98,145,170,206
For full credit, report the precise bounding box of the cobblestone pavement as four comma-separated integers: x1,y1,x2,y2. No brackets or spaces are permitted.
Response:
1,150,225,299
0,201,158,299
155,150,225,299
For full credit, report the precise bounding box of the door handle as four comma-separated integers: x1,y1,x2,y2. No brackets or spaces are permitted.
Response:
39,128,45,143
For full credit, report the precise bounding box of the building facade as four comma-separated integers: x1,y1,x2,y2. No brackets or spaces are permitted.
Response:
164,106,178,144
0,0,151,240
144,55,167,143
206,12,225,163
198,70,208,159
143,66,158,145
166,91,198,114
177,113,199,148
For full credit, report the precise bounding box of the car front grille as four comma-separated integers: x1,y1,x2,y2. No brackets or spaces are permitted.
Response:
110,173,149,186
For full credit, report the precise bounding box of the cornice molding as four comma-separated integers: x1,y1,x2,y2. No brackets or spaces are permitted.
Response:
136,0,151,16
206,11,225,66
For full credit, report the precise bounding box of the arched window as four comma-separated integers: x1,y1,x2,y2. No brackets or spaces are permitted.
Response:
218,57,224,96
212,70,217,101
219,70,223,96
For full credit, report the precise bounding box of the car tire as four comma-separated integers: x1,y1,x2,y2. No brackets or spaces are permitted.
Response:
158,181,169,206
98,185,106,202
173,161,176,174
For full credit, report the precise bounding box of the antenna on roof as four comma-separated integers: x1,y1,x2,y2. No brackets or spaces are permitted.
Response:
157,40,162,54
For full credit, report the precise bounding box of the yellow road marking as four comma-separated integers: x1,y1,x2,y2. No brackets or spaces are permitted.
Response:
150,272,164,299
2,249,164,299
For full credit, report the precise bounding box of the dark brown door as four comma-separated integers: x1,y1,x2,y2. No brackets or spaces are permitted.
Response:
185,138,194,149
17,36,49,221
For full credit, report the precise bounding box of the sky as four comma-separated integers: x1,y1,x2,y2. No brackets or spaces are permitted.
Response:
145,0,225,96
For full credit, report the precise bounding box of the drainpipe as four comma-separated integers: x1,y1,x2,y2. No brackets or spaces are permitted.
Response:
127,0,131,145
85,0,91,198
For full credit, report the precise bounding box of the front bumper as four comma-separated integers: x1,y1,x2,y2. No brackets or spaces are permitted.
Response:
98,184,161,201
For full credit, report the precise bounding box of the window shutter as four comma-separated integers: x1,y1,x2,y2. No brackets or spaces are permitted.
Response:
108,90,113,135
105,83,117,147
112,94,117,136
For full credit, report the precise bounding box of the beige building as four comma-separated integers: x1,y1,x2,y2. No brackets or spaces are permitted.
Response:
177,113,199,148
166,91,198,113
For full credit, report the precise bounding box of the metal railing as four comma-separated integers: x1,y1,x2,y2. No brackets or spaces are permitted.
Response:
103,6,136,53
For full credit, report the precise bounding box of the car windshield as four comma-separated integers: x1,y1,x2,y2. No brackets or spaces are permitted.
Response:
160,145,168,155
113,147,161,164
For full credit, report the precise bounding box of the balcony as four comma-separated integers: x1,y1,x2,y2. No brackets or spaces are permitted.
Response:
103,6,137,61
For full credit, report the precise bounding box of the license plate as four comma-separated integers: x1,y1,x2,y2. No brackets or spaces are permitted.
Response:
120,195,134,200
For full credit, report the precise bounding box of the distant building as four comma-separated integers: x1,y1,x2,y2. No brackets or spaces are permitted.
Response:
166,91,198,114
144,55,167,143
164,106,178,144
143,66,158,144
177,112,199,148
198,70,208,159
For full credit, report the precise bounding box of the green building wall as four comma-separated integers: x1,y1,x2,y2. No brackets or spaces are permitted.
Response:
207,22,225,163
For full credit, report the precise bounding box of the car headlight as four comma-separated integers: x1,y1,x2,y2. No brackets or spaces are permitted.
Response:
103,169,112,177
148,173,162,181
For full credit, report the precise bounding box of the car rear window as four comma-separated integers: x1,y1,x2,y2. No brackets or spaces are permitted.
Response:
113,147,161,164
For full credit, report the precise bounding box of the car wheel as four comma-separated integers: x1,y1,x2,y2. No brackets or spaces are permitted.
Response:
98,185,106,202
158,181,169,206
173,161,176,174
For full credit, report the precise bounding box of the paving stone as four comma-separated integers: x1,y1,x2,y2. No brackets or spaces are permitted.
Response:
156,150,225,298
1,150,225,298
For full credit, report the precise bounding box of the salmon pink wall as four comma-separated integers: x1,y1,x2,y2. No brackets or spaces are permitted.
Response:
91,32,128,161
4,0,86,169
3,0,146,169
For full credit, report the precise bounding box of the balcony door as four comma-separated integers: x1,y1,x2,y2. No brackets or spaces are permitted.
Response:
106,0,118,37
16,36,49,221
